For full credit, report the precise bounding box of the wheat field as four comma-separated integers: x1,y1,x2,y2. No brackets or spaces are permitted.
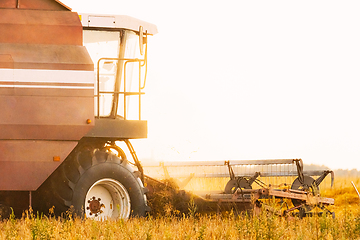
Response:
0,177,358,239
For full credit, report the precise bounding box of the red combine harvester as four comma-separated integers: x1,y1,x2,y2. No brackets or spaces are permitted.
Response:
0,0,156,219
0,0,334,219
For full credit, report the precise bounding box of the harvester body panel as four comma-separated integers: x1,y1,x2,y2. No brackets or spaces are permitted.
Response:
0,1,94,190
0,0,71,11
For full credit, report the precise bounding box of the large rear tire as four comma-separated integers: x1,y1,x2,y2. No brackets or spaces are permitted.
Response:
34,142,149,219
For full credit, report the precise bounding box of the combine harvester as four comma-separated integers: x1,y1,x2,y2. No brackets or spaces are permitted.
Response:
0,0,334,219
0,0,156,219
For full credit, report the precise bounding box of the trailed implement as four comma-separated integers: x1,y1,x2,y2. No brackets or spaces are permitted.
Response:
143,159,335,217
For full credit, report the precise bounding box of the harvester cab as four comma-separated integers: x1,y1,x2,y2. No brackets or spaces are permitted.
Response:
80,13,158,183
80,14,157,123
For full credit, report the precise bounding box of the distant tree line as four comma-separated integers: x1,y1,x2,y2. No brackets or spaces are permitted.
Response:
304,164,360,177
333,168,360,177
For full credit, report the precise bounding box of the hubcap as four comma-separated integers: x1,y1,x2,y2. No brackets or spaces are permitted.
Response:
87,197,104,216
85,178,131,220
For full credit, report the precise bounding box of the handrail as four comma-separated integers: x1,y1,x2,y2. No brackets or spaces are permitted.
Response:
96,56,146,120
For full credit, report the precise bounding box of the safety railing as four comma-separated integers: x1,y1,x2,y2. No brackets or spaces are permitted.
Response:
96,56,147,120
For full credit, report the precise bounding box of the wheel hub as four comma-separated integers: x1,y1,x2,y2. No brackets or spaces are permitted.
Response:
87,196,104,216
85,178,131,220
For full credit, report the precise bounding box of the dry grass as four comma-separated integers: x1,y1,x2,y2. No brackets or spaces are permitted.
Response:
0,177,359,239
0,206,359,239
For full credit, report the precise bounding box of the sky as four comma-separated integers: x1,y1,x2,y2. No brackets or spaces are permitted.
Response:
62,0,360,171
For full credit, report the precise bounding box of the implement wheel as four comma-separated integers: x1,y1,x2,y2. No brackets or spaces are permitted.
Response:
224,177,252,194
291,176,318,212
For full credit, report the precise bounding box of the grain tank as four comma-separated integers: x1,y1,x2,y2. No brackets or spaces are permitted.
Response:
0,0,157,219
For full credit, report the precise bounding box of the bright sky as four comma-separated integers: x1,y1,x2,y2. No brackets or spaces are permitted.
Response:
63,0,360,171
